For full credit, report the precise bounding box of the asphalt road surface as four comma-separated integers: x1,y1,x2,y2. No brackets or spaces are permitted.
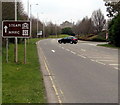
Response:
38,39,118,103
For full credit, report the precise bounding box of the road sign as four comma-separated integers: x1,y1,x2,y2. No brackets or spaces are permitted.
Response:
37,31,42,36
2,21,31,38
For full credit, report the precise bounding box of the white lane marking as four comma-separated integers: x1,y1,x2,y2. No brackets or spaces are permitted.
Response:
51,50,55,53
114,67,119,70
97,60,116,62
81,49,86,52
66,49,70,51
91,59,95,62
89,57,111,58
77,54,86,58
60,89,64,95
109,64,118,66
95,61,106,65
88,44,96,46
61,47,64,49
71,51,76,55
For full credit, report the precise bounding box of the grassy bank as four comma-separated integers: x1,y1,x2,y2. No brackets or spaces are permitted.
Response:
2,38,46,103
0,55,2,104
48,34,70,38
97,44,120,49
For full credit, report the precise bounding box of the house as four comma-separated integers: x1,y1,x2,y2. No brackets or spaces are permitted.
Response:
60,21,73,29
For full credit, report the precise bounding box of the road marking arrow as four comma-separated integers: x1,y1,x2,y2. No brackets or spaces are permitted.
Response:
4,26,8,33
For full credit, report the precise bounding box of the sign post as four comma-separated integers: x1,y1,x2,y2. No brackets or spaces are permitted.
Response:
2,21,31,63
6,38,8,63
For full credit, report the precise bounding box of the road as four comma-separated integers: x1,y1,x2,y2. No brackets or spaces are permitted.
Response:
37,39,118,103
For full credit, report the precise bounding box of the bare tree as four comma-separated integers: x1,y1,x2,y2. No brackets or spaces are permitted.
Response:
73,17,94,36
91,9,106,34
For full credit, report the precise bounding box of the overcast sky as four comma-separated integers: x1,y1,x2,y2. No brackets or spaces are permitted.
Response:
22,0,108,25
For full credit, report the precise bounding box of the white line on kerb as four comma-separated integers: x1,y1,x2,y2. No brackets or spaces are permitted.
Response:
51,50,55,53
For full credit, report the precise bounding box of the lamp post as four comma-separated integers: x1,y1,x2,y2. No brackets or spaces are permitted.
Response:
30,3,40,38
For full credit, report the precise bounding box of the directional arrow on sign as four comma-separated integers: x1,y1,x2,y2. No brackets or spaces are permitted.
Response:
4,26,8,33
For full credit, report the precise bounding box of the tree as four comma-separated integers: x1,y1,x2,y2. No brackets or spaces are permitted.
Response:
61,27,75,36
104,1,120,47
91,9,106,34
105,1,120,17
73,17,94,36
108,14,120,46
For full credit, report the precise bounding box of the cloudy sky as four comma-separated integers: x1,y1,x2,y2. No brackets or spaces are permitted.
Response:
21,0,108,25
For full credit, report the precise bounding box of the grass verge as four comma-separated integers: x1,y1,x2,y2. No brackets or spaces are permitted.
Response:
2,38,46,103
0,55,2,104
97,44,120,49
48,34,70,38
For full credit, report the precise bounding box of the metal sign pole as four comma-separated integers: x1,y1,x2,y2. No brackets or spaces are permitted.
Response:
15,0,18,63
15,37,18,63
24,38,26,64
6,38,8,63
24,0,29,64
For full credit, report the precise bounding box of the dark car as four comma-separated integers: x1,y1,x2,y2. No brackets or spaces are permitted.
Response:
58,36,78,44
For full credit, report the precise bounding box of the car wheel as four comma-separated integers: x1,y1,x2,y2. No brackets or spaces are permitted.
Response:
70,41,73,44
74,42,77,44
59,41,62,44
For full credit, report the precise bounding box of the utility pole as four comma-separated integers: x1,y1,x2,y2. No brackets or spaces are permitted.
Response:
37,12,38,38
15,0,18,63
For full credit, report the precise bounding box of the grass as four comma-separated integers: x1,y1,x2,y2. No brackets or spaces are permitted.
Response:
48,34,70,38
0,54,2,104
2,38,47,103
97,44,120,49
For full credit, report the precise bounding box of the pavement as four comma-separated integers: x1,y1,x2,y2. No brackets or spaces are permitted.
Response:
37,39,118,103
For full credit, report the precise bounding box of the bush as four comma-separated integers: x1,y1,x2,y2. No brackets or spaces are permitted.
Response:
61,27,75,36
108,14,120,47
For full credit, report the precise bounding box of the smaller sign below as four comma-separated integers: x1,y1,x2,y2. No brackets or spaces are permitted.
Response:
37,31,43,36
2,21,31,38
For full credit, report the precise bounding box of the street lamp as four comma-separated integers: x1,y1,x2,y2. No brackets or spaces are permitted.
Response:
30,3,40,38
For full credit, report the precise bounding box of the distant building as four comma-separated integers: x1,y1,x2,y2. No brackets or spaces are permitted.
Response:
60,21,73,29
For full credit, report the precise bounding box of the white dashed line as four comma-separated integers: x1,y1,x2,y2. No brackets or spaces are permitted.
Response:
89,57,111,59
109,64,118,66
77,54,86,58
90,59,95,62
95,61,106,65
97,60,116,62
71,51,76,55
51,50,55,53
66,49,70,51
114,67,119,70
81,49,86,52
